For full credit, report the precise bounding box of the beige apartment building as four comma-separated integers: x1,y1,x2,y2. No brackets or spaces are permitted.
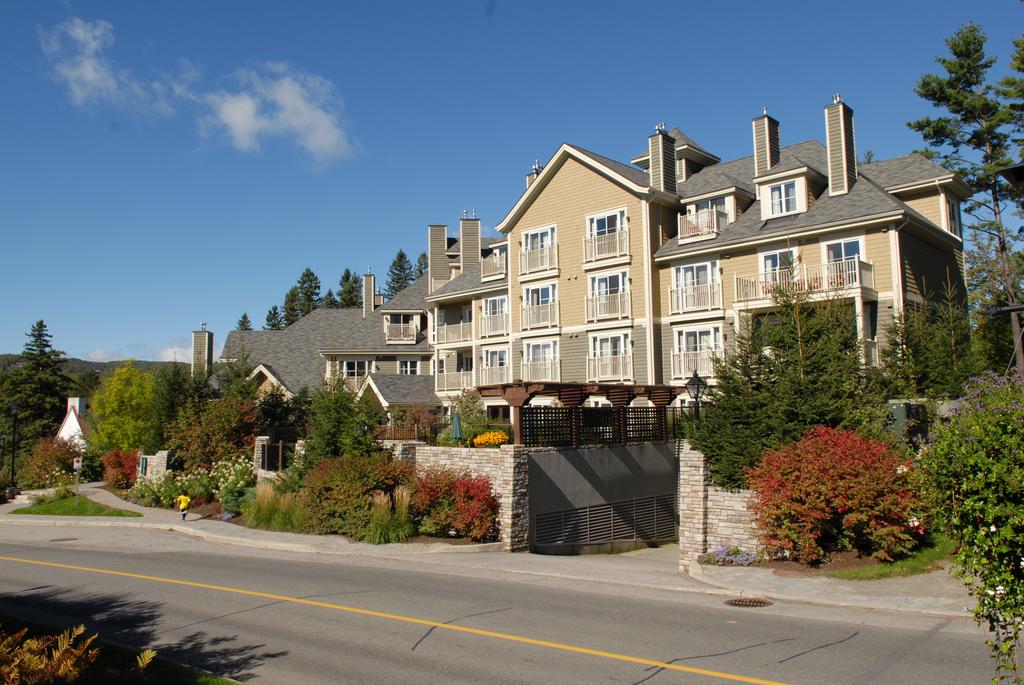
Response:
425,95,968,408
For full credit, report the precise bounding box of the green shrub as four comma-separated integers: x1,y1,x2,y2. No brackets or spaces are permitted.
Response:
747,426,923,564
211,454,255,513
18,438,81,490
299,453,414,539
243,481,305,532
364,487,415,544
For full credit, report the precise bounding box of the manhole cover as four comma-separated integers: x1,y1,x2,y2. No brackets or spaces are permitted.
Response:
724,597,773,608
49,538,78,542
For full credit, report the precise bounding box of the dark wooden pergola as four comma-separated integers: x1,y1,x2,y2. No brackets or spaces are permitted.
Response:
477,381,687,446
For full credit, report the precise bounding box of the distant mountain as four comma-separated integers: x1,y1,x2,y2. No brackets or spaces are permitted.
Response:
0,354,183,376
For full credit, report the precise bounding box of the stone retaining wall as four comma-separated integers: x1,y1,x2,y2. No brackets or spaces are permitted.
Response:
404,445,535,552
678,441,759,571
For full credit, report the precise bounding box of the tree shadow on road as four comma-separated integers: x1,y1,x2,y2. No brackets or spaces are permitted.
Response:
0,585,287,681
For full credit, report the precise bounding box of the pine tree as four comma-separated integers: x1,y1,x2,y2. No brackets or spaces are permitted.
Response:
385,250,414,298
414,251,429,279
320,289,339,308
264,305,285,330
237,312,253,331
338,269,362,308
296,268,321,315
1,321,71,468
283,286,303,326
908,23,1024,373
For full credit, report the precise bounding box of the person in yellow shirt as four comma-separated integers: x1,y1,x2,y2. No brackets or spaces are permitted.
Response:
175,494,191,521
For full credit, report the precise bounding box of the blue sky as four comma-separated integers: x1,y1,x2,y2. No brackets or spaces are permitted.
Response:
1,1,1021,362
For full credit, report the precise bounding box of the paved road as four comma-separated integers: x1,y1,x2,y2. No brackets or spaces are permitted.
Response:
0,527,993,684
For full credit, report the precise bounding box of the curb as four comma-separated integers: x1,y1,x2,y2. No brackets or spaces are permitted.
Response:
687,559,972,620
0,517,504,556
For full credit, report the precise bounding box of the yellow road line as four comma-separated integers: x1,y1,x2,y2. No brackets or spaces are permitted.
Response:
0,554,790,685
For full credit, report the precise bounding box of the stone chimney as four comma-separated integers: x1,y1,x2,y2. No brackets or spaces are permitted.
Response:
751,109,780,177
363,271,376,317
648,124,676,193
825,93,857,196
459,210,481,271
427,224,450,293
191,324,213,378
526,160,543,189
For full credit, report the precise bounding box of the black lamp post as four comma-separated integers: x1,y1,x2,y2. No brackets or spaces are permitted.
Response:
8,402,18,492
684,370,707,422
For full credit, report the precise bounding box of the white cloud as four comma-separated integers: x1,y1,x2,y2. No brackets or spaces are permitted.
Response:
86,348,115,362
202,63,352,163
156,345,191,363
39,18,353,164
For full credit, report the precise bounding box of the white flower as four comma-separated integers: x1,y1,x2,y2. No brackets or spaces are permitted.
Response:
908,517,920,527
990,525,997,532
995,586,1006,596
896,465,908,475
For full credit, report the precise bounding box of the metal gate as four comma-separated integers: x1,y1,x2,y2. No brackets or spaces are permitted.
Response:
533,493,676,547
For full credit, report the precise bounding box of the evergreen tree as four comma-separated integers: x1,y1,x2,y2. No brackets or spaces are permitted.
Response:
414,251,429,279
385,249,414,298
908,23,1024,373
296,267,321,315
338,269,362,308
236,312,253,331
264,305,285,330
1,321,70,468
320,289,339,308
282,286,303,326
152,362,192,446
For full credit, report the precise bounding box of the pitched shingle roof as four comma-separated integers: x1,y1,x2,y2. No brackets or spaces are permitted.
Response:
364,373,440,406
568,144,650,188
632,126,717,162
380,276,429,311
425,264,507,300
859,153,953,188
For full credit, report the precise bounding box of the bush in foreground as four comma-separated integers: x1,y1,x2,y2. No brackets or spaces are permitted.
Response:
102,451,139,490
0,623,98,683
18,438,82,490
412,467,498,542
243,482,305,532
747,426,921,564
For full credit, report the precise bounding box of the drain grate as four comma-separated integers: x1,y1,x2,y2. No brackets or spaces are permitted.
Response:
49,538,78,542
724,597,773,608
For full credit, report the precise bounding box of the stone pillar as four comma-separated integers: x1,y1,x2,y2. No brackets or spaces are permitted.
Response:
678,440,709,572
253,436,269,475
505,446,531,552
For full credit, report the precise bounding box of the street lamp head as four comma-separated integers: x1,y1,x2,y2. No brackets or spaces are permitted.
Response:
684,370,707,402
8,403,18,417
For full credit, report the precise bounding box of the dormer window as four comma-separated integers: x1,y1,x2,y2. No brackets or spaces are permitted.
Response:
769,181,798,216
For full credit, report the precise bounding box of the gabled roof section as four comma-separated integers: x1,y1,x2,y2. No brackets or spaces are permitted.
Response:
631,126,718,165
446,236,505,257
362,373,441,408
496,143,650,233
380,276,429,312
425,264,507,301
860,153,966,193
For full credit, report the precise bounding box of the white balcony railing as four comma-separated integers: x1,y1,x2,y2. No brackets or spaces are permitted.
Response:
522,302,558,328
435,321,473,344
481,253,507,278
584,230,629,262
435,371,473,392
680,208,726,241
670,282,722,313
520,244,558,275
671,349,719,379
385,323,417,342
479,313,509,337
587,354,633,382
480,365,509,386
586,292,631,321
522,359,560,382
734,258,875,302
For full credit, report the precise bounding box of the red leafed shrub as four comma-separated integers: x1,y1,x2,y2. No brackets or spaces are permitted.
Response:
412,466,498,542
19,438,82,489
102,450,139,489
746,426,922,564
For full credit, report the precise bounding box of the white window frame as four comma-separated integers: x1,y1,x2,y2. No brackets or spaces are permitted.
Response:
483,347,508,367
523,225,556,251
483,295,507,316
342,360,370,378
822,236,863,264
588,270,628,296
523,281,557,305
524,339,558,362
590,331,630,357
760,248,797,274
398,360,419,375
676,325,721,353
673,260,718,288
586,207,627,237
768,181,798,216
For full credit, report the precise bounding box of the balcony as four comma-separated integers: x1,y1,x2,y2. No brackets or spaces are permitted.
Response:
587,354,632,382
671,349,719,379
481,253,507,278
520,244,558,275
436,371,473,392
586,292,631,321
522,359,560,382
679,208,726,241
480,365,510,385
670,282,722,314
584,230,629,262
522,301,559,329
436,321,473,344
479,312,509,337
385,322,417,342
734,259,875,303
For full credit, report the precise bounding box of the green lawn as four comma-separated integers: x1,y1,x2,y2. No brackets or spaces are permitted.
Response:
0,613,238,684
11,495,143,518
825,534,955,580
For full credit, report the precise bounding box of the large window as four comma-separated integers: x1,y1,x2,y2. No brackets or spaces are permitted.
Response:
769,181,797,216
343,360,369,378
762,249,796,273
592,333,628,357
525,340,557,362
691,196,726,215
483,296,507,316
825,238,861,263
589,271,627,296
588,210,625,236
484,349,508,367
524,226,555,251
674,262,716,287
524,282,556,305
677,326,720,353
399,360,418,375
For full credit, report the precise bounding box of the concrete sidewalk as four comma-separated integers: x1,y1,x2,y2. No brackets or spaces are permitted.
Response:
0,484,975,619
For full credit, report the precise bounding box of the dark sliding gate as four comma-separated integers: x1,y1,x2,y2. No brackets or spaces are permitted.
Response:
533,493,676,547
